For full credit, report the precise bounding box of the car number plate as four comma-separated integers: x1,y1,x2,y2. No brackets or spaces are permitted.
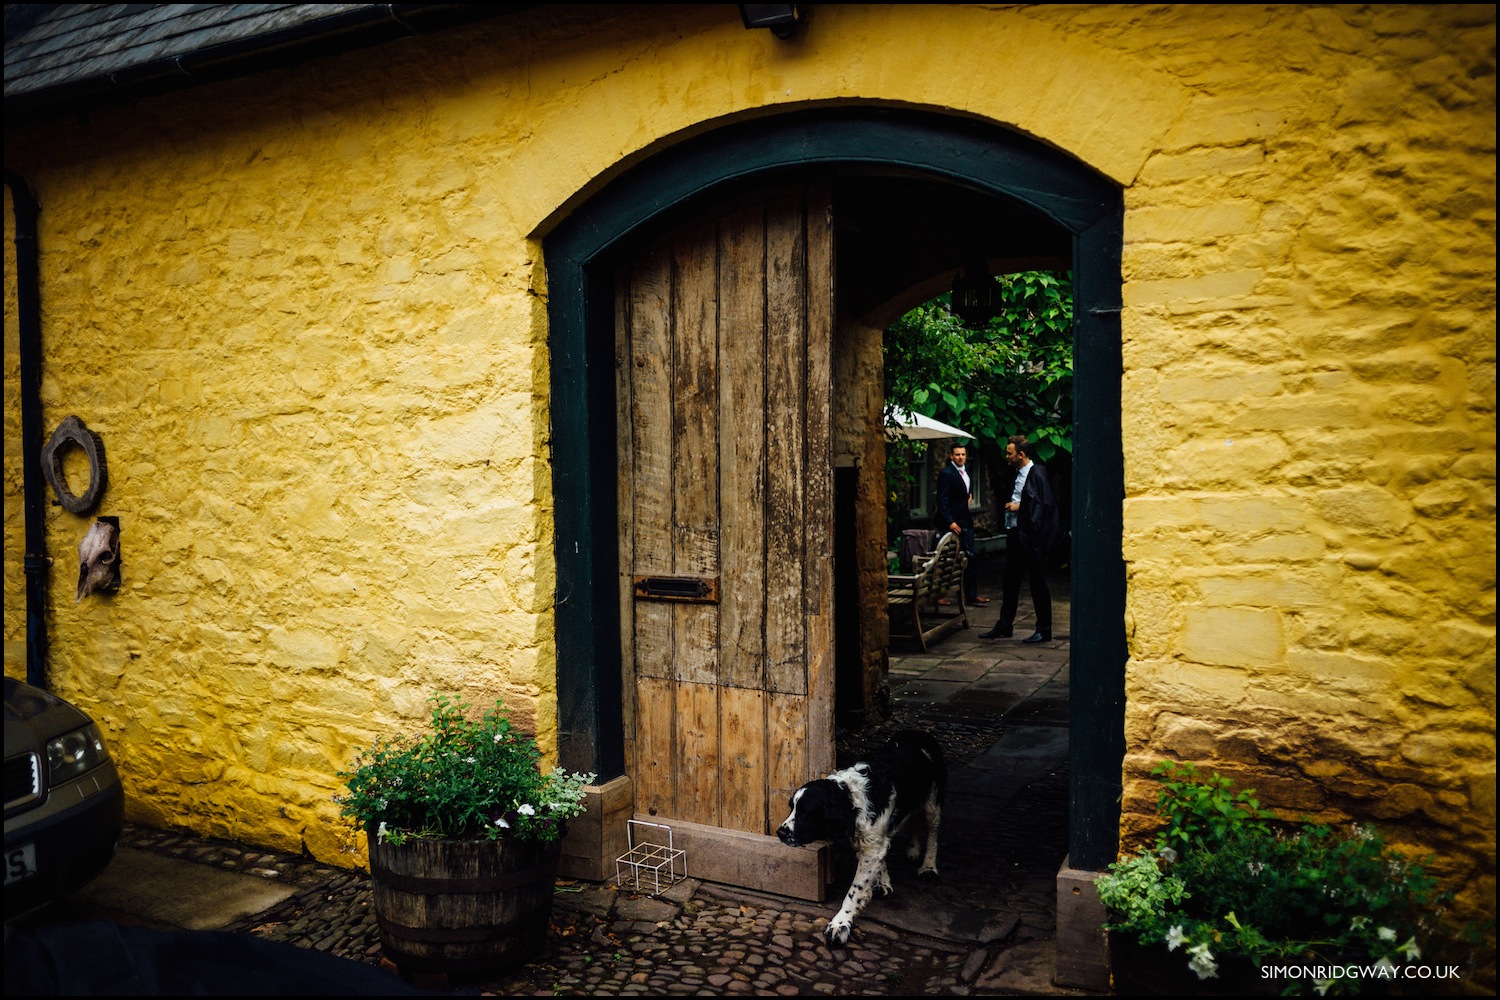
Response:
5,843,38,885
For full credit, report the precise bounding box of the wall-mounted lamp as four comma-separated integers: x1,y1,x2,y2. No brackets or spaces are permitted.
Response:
740,4,806,39
951,259,1000,327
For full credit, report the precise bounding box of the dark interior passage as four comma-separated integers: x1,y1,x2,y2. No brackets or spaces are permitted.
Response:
833,557,1072,947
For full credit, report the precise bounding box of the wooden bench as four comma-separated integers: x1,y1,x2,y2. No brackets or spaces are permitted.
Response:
887,530,968,652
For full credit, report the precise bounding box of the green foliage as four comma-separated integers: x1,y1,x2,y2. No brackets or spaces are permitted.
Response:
1097,763,1452,994
1151,760,1275,852
884,269,1073,460
337,693,595,844
1096,853,1189,930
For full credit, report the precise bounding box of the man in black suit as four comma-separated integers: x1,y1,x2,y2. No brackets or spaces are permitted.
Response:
981,435,1060,643
934,442,986,605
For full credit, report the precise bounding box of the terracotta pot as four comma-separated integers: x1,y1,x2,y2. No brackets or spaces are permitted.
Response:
368,830,562,983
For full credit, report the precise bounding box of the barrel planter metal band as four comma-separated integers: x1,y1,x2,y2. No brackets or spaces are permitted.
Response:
368,861,557,894
368,833,563,982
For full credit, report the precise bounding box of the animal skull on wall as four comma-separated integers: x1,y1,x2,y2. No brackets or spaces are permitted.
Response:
77,518,121,602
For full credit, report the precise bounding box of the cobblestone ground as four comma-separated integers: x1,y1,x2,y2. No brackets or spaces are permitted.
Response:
124,702,1065,996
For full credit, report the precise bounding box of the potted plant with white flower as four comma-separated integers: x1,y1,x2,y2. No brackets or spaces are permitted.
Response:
337,693,594,985
1097,763,1450,996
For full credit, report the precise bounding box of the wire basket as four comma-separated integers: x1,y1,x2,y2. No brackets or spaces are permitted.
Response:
615,819,686,895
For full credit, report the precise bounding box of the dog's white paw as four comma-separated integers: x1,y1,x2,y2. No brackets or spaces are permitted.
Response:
824,917,852,947
918,863,940,878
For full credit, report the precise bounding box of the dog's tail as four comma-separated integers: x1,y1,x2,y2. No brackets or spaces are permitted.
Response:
893,730,948,802
893,729,944,762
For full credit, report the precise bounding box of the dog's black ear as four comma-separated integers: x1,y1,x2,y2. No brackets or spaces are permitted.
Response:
795,782,849,843
794,785,828,840
823,787,858,844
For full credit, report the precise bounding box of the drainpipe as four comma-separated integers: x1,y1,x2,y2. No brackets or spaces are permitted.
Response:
4,169,50,689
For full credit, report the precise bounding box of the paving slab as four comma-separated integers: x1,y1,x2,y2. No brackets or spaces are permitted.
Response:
67,846,297,931
889,677,971,704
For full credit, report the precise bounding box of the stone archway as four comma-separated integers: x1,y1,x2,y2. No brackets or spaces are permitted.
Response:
545,107,1125,880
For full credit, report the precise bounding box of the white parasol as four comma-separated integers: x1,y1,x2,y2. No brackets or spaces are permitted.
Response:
886,407,973,441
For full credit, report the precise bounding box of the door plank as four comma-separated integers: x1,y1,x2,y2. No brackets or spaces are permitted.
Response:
630,247,676,683
675,680,720,827
615,279,639,763
718,205,768,692
630,245,675,578
804,188,837,777
671,223,721,687
804,190,833,619
764,196,808,697
767,690,809,818
720,685,767,833
635,676,676,820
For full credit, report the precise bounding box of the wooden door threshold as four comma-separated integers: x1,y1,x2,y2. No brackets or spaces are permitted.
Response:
630,813,830,902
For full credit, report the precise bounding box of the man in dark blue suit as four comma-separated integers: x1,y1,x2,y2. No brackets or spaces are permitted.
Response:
981,435,1060,643
934,442,986,605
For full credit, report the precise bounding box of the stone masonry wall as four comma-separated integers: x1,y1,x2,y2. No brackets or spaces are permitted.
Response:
1059,4,1496,918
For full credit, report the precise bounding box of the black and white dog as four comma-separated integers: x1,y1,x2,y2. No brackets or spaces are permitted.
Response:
776,730,946,946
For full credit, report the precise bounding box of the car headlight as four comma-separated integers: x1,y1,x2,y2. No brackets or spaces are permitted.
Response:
46,724,111,784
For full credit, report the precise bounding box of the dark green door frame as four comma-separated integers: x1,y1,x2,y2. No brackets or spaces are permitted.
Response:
544,108,1126,870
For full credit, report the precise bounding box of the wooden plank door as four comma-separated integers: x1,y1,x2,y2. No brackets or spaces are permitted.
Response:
616,190,835,838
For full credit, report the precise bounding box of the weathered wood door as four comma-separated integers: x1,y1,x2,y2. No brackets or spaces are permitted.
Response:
616,190,835,839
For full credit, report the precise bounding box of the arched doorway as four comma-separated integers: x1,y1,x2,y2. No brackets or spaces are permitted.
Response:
545,107,1125,879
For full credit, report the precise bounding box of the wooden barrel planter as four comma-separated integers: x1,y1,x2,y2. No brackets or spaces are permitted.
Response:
368,832,563,984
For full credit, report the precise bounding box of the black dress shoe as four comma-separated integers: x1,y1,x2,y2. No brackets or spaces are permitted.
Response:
979,626,1013,639
1022,631,1051,644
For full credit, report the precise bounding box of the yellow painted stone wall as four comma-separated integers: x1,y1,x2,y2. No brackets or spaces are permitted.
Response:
3,3,1494,919
1075,5,1497,920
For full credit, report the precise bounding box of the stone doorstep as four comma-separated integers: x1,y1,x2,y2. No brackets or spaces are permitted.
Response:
1054,858,1111,993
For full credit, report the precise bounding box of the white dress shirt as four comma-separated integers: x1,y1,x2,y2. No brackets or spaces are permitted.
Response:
1006,462,1031,530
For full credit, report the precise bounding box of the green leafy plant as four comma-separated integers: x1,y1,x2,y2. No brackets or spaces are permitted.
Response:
883,271,1074,539
1097,762,1451,995
337,693,594,844
884,269,1073,461
1152,760,1276,852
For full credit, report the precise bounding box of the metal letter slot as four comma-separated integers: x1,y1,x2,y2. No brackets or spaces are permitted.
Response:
632,575,719,604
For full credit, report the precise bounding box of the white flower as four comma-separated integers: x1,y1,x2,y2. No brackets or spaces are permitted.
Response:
1399,936,1421,962
465,756,477,764
1314,979,1337,995
1374,955,1396,973
1245,861,1264,876
376,821,389,843
1187,941,1219,980
1164,925,1189,952
496,816,510,829
517,803,536,816
1158,846,1178,864
1378,926,1397,942
1351,916,1369,931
